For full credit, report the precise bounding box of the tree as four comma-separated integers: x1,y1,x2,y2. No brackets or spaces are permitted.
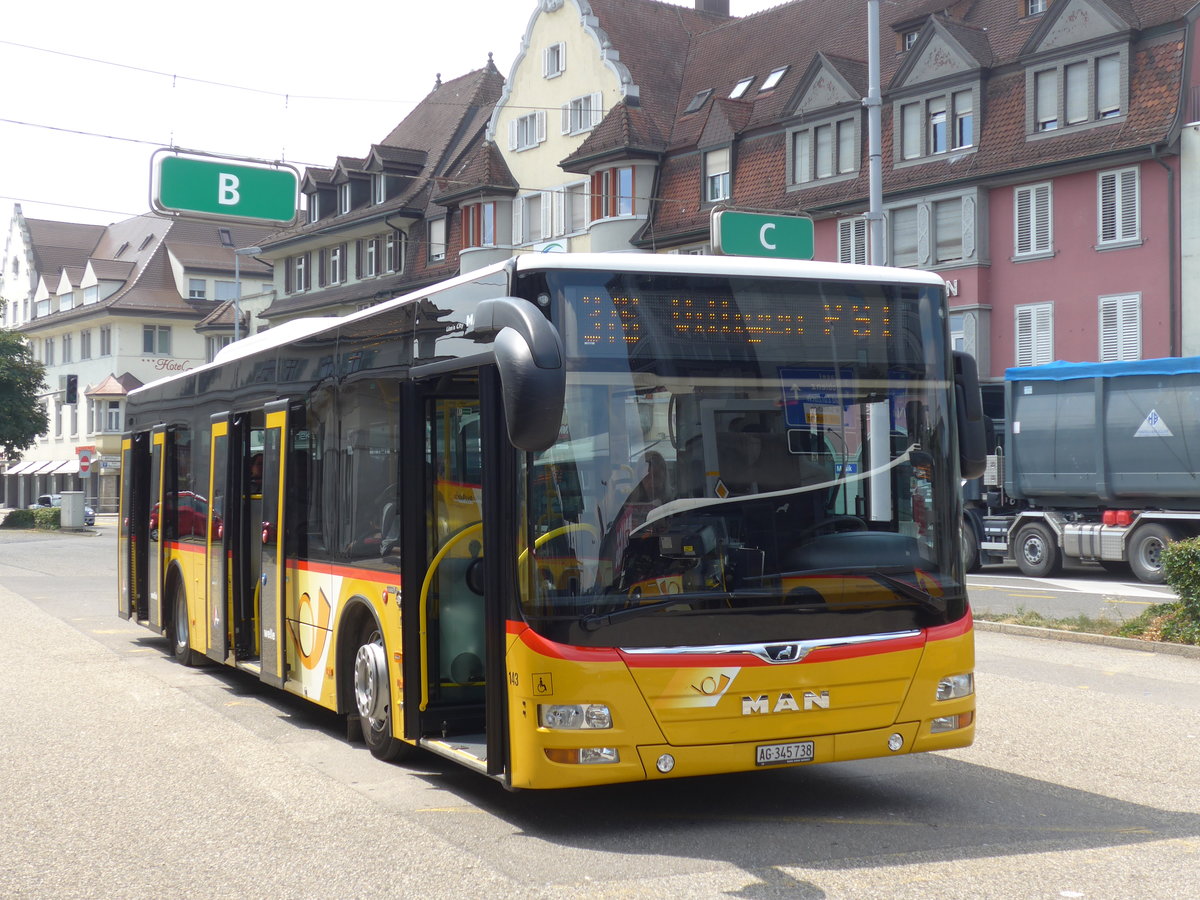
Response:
0,324,48,457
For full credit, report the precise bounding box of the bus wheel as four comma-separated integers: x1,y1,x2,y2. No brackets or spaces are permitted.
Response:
1015,522,1061,578
1128,524,1176,585
354,625,410,762
171,582,204,667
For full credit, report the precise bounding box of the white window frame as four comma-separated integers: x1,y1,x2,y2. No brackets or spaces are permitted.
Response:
80,329,91,360
373,174,387,205
142,325,171,355
338,183,352,215
704,148,731,203
889,206,919,267
364,238,378,276
1098,292,1140,361
428,218,446,261
293,255,308,292
760,66,788,92
1014,182,1053,257
106,400,121,433
308,193,321,223
1097,166,1139,246
543,42,566,78
1027,0,1047,14
329,244,345,283
100,326,112,356
1015,302,1053,367
510,111,547,151
188,278,206,300
385,230,406,273
515,192,551,245
562,92,603,136
214,280,238,301
729,76,754,99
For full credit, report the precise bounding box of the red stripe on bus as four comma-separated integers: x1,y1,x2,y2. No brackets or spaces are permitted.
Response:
514,625,622,663
924,608,973,642
290,558,401,586
164,540,205,554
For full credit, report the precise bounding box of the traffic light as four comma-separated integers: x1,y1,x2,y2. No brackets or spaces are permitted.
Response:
65,374,78,405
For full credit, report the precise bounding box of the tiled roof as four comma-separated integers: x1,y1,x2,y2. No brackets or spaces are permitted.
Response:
561,101,670,170
86,372,143,397
24,219,104,276
263,60,505,247
434,141,519,205
639,0,1192,244
87,259,136,281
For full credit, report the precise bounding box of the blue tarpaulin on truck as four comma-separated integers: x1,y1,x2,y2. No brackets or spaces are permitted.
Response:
1006,356,1200,381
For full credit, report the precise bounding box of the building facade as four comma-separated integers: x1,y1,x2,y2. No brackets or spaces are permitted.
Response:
1,206,273,511
465,0,1198,382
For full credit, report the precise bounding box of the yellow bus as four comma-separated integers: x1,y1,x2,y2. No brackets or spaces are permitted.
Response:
118,253,985,789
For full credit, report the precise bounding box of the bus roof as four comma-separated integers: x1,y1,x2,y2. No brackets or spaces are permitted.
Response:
130,253,945,397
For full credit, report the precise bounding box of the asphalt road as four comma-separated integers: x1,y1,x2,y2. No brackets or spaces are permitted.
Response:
1,522,1198,898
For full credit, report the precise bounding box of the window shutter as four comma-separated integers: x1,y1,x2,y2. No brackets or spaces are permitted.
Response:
793,131,812,183
1099,297,1119,361
509,119,518,151
561,103,571,135
1033,184,1051,252
560,43,566,72
838,219,866,264
513,196,524,244
1099,171,1117,242
541,191,553,239
1034,304,1052,364
542,47,550,78
1036,70,1057,128
1015,188,1032,255
1119,168,1138,240
590,91,604,128
536,110,547,143
1016,307,1034,367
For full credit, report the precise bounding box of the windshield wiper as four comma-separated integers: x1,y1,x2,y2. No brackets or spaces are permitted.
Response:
579,591,781,631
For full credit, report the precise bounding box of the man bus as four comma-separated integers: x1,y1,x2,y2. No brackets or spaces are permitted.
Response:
119,253,984,789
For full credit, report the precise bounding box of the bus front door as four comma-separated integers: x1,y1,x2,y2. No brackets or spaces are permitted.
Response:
405,369,512,779
119,432,150,623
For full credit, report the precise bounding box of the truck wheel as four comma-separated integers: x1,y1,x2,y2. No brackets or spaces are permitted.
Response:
960,517,981,573
1015,522,1062,578
1128,524,1177,585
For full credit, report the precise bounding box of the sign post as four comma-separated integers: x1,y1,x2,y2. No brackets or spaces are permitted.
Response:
77,446,96,480
711,210,814,260
152,150,298,225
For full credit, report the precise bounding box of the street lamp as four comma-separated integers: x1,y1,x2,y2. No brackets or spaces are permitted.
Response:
232,246,263,342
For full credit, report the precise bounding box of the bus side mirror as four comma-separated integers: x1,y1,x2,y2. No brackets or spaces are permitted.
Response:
470,297,566,453
953,350,987,480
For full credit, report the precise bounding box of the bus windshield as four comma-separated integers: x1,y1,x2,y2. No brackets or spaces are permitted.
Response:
520,269,964,648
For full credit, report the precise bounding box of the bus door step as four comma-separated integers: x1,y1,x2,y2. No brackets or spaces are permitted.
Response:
420,735,488,773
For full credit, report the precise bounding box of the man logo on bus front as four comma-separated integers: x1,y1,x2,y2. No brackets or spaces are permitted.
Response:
765,643,808,662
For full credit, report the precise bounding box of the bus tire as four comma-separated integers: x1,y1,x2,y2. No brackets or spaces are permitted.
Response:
1015,522,1061,578
1128,523,1176,585
354,624,410,762
171,581,204,667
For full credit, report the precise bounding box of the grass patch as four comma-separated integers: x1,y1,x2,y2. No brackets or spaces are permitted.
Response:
975,603,1200,646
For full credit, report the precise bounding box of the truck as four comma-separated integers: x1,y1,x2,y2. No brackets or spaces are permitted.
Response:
962,356,1200,584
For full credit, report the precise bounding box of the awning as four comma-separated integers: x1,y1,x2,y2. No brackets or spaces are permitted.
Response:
53,459,80,475
30,460,61,475
4,461,34,475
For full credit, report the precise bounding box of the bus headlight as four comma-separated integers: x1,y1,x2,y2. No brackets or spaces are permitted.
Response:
936,673,974,701
539,703,613,730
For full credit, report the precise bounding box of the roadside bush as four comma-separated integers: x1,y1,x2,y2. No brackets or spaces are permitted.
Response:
32,507,60,530
1157,537,1200,645
0,508,35,529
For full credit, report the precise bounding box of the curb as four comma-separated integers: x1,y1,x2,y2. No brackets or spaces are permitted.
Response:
974,618,1200,659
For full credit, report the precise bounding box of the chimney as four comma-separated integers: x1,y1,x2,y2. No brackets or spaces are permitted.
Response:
696,0,730,15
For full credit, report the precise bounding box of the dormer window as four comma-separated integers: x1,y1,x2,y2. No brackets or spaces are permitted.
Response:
338,183,352,215
789,115,859,186
684,89,713,114
373,174,386,205
308,193,321,223
903,30,919,51
114,242,130,258
729,77,754,100
896,87,976,162
1027,49,1125,137
1026,0,1048,15
759,66,788,92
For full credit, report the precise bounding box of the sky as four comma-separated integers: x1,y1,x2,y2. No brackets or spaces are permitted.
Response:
1,0,785,230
